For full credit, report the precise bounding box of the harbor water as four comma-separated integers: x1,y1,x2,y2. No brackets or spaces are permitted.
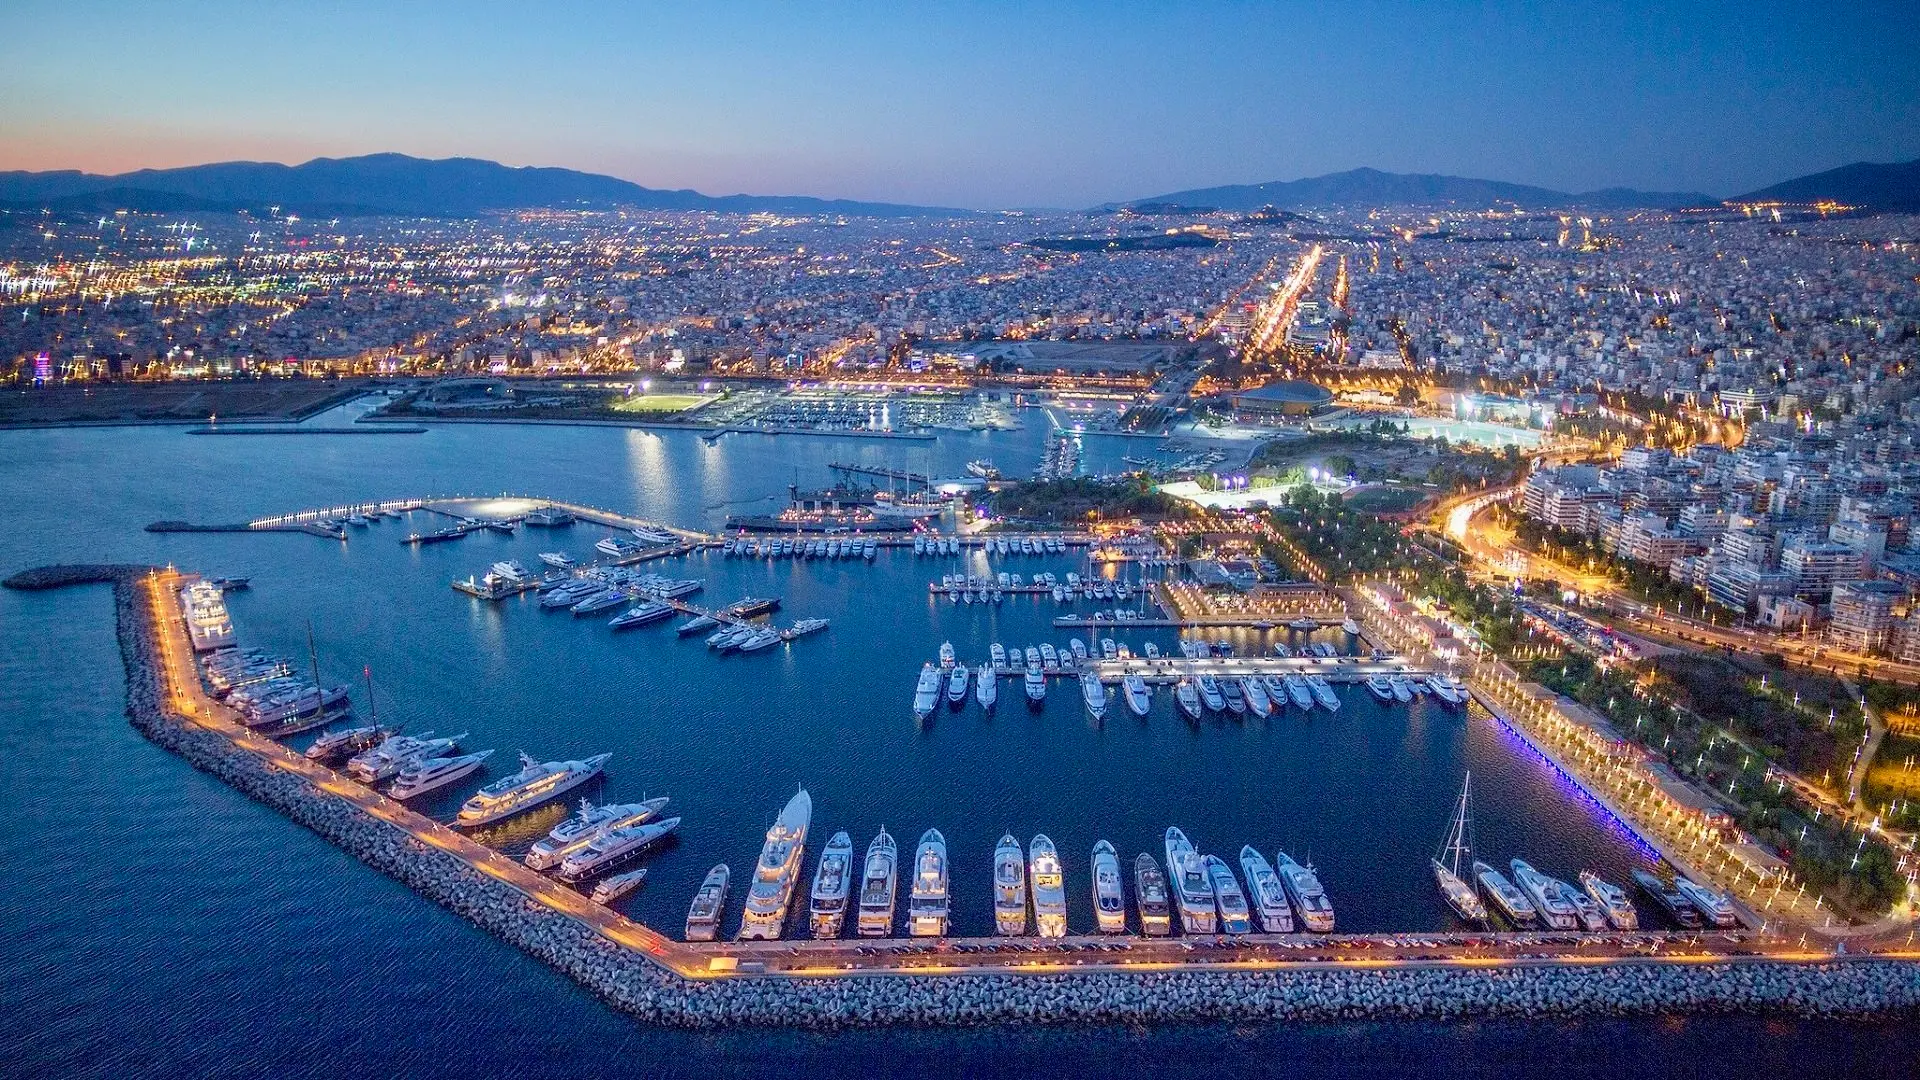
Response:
3,405,1917,1077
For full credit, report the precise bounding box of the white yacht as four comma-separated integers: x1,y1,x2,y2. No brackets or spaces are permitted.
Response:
1510,859,1579,930
1134,853,1173,936
1205,855,1253,934
1196,676,1226,712
388,750,493,800
907,829,951,937
490,560,529,581
1473,860,1538,926
608,601,674,630
1366,675,1396,702
938,640,956,668
738,788,813,940
1220,677,1247,716
808,831,855,939
1174,680,1203,722
1579,871,1640,930
994,835,1029,935
1123,674,1152,717
1081,672,1108,720
1674,877,1738,927
1029,835,1068,937
1242,677,1273,718
589,868,647,905
1275,851,1335,932
1433,773,1490,924
557,816,680,882
1091,841,1127,933
526,798,670,871
455,752,611,829
1024,666,1047,704
1039,644,1059,672
946,664,970,707
1164,827,1217,934
1566,882,1611,932
347,732,463,783
989,643,1007,670
913,664,942,719
1239,847,1295,933
1284,674,1315,711
975,665,998,710
1308,674,1341,711
538,552,575,569
684,864,730,941
856,829,899,936
1389,675,1414,703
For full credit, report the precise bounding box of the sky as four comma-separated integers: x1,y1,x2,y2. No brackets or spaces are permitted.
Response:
2,0,1917,209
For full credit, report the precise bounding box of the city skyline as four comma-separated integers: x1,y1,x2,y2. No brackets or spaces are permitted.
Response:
5,1,1919,208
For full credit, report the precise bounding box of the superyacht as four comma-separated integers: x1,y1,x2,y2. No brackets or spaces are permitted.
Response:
808,831,855,938
684,864,731,941
455,752,611,829
907,829,951,937
737,788,813,940
1239,847,1296,933
1275,851,1336,932
304,723,389,763
388,750,493,801
1133,853,1173,936
608,601,675,630
525,798,670,871
1164,827,1217,934
1091,840,1126,933
856,828,899,936
1205,855,1253,934
1510,859,1579,930
347,732,464,783
1029,835,1068,937
557,816,681,882
993,835,1029,935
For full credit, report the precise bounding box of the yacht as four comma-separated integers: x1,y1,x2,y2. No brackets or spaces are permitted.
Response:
976,665,998,711
490,560,529,581
1241,677,1273,718
1510,860,1579,930
1284,674,1315,711
856,829,899,936
1143,642,1160,660
571,590,630,616
706,625,749,650
994,835,1029,935
1069,639,1088,663
1389,675,1414,703
1101,638,1118,660
1039,644,1059,672
736,628,783,653
608,601,674,630
990,643,1007,670
907,829,951,937
1632,869,1704,929
304,723,389,763
684,864,731,941
347,732,462,783
1029,835,1068,937
1366,675,1396,702
1024,666,1047,705
1239,847,1296,933
676,614,719,636
1024,646,1042,669
1432,773,1490,924
1196,676,1226,713
1271,643,1293,659
1673,877,1738,927
1219,678,1248,716
557,816,681,882
1429,674,1468,707
913,664,942,719
808,831,855,939
946,664,970,707
1164,829,1216,934
1308,675,1341,711
1081,673,1108,720
1566,882,1611,932
388,750,493,800
1205,855,1253,934
1134,853,1173,936
538,552,575,570
1123,674,1152,717
589,868,647,905
1473,860,1538,926
1578,871,1639,930
526,798,670,871
1091,841,1126,933
1261,674,1289,711
937,641,956,669
1342,618,1361,638
1275,851,1336,932
1173,680,1203,722
455,752,611,829
737,788,813,940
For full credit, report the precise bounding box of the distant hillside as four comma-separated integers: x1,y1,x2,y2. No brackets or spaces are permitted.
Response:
1732,159,1920,211
1119,167,1717,212
0,153,969,219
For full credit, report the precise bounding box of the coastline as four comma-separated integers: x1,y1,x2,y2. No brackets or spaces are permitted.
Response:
10,562,1920,1029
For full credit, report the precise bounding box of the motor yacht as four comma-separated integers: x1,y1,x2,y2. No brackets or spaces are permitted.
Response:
1205,855,1253,934
1024,666,1047,705
589,867,647,905
808,831,855,938
388,750,492,800
1510,859,1579,930
737,788,812,940
994,835,1029,935
856,829,899,936
1029,835,1068,937
976,665,998,710
1081,673,1108,720
455,752,611,829
913,664,942,719
1123,674,1152,717
1275,851,1336,932
1578,871,1639,930
684,864,730,941
1173,680,1203,721
526,798,669,871
557,816,680,882
907,829,951,937
1673,877,1738,927
1134,853,1173,936
1473,860,1538,926
1242,677,1273,718
1091,841,1126,933
1196,676,1226,712
1240,847,1296,933
1164,827,1217,934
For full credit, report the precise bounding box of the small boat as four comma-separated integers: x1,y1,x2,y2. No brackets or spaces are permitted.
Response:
1275,851,1335,932
590,868,647,905
907,829,951,937
1091,840,1127,933
1510,859,1579,930
1205,854,1253,934
1474,860,1538,926
1241,677,1273,718
994,835,1029,936
1579,871,1639,930
809,831,855,938
1123,674,1152,717
1174,680,1203,721
976,664,998,710
1674,877,1738,928
1081,672,1108,720
685,864,731,941
1029,835,1068,938
856,829,899,937
1197,676,1226,712
1134,853,1173,936
1240,847,1295,932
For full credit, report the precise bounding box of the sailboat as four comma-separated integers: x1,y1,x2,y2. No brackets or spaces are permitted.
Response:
1432,772,1490,924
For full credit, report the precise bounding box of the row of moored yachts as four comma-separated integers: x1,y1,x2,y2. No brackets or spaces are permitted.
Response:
683,789,1337,941
203,647,353,735
915,535,1068,556
938,571,1137,605
723,536,878,560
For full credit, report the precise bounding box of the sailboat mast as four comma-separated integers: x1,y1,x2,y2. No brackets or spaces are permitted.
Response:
363,665,378,726
307,620,320,687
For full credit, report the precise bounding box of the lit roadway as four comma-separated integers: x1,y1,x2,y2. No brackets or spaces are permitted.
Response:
141,570,1920,979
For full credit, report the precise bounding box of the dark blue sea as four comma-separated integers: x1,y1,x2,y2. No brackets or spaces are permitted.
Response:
2,402,1915,1078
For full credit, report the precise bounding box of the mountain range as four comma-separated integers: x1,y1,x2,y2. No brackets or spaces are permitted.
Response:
0,152,1916,218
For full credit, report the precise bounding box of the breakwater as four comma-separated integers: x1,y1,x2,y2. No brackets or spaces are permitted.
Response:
14,562,1920,1028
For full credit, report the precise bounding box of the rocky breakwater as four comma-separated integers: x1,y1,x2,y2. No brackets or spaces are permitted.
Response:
13,563,1920,1029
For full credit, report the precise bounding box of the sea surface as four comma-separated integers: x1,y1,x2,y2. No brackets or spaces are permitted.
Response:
2,402,1916,1078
